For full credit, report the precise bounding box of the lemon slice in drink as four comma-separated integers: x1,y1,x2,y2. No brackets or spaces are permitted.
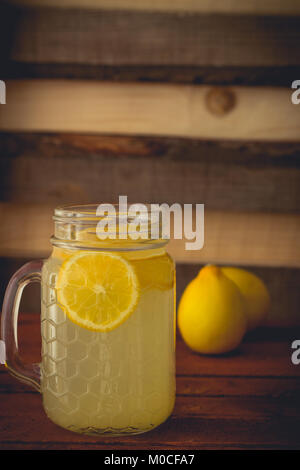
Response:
56,252,140,332
131,253,175,290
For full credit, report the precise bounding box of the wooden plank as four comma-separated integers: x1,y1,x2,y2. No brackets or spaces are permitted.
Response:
176,376,300,398
0,203,299,267
3,7,300,68
0,392,299,449
7,0,300,16
1,315,299,448
0,80,299,142
176,335,300,378
173,396,300,421
169,211,300,267
2,370,300,399
2,314,300,378
1,133,300,213
0,392,299,424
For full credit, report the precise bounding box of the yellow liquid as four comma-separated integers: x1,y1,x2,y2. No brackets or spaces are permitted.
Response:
41,247,175,436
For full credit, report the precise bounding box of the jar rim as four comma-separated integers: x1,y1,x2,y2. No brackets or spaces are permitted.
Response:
53,203,160,223
52,203,169,251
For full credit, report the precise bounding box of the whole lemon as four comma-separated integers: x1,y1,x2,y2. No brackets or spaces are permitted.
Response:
178,265,247,354
221,267,271,331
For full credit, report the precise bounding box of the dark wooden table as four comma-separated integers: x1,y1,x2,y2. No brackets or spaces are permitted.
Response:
1,314,300,450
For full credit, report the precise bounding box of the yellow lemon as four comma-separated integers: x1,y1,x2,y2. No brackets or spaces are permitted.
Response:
178,265,247,354
221,266,271,331
56,251,140,332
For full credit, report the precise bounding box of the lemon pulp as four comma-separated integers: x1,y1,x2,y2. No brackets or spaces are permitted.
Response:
56,251,140,332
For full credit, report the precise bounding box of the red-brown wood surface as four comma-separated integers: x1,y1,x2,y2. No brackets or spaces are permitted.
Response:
0,314,300,450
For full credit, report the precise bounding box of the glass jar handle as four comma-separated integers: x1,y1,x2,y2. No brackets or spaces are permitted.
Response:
0,260,43,392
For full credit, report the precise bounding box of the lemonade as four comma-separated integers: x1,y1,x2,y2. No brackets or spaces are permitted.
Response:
40,245,175,435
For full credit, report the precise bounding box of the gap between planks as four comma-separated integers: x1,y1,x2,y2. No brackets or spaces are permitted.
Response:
6,0,300,15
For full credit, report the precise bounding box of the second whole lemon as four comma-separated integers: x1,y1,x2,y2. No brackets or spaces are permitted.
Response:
221,267,270,331
178,265,247,354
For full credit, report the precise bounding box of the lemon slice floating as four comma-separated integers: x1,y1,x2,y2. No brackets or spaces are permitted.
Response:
56,251,140,332
132,253,174,291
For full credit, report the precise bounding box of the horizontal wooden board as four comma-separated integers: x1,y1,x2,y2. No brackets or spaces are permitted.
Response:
0,80,299,142
2,314,299,379
2,370,300,399
2,6,300,68
0,133,299,213
0,203,299,267
0,392,299,425
7,0,300,16
1,316,300,449
4,372,300,405
1,4,298,86
177,335,300,379
0,392,300,449
170,211,300,267
177,376,300,398
1,315,299,449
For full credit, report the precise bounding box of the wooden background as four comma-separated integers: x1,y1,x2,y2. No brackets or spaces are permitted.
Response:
0,0,299,327
0,0,300,451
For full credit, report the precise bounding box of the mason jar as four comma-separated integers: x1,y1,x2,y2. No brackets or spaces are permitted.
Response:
1,204,176,436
